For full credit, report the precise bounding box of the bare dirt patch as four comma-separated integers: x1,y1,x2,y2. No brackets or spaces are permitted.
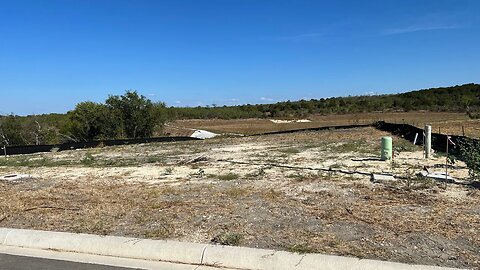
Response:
168,112,470,135
0,127,478,269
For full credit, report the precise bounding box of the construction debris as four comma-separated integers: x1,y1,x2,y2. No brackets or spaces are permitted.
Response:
0,174,32,183
418,171,456,183
370,174,396,183
190,130,217,139
270,119,312,124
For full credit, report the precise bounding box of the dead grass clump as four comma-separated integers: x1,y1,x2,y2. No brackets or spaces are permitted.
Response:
216,173,239,181
211,232,242,246
286,243,319,254
224,187,250,198
245,168,266,179
261,189,283,201
278,147,301,154
287,172,318,182
143,222,173,239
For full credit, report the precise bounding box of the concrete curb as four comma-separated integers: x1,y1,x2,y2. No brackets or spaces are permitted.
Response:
0,228,467,270
0,245,230,270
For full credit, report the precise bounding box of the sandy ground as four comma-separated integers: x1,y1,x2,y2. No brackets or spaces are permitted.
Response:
0,127,479,269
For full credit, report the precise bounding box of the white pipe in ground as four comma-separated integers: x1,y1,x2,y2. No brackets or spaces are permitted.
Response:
424,125,432,158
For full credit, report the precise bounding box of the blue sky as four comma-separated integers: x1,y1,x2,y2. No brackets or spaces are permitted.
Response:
1,0,479,115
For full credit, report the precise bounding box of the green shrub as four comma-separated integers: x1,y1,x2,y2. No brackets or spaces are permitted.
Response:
459,139,480,181
81,153,96,166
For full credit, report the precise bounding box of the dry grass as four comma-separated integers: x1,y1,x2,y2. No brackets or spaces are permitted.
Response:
0,126,479,268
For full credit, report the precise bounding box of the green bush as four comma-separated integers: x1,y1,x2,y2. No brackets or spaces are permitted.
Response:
459,139,480,181
81,153,96,166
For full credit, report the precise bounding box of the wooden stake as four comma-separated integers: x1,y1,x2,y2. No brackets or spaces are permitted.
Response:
462,126,465,136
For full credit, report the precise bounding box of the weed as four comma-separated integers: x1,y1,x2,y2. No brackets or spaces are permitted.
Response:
329,163,342,169
146,155,164,164
394,139,420,152
190,168,205,178
143,225,172,239
245,168,266,179
287,173,308,181
286,244,318,254
278,147,301,154
390,160,399,172
211,232,242,246
331,141,376,155
90,219,110,235
81,153,96,166
261,189,282,201
224,187,249,198
164,167,174,175
403,164,435,190
217,173,239,181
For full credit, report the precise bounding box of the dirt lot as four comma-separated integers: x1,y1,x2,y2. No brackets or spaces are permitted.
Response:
0,127,479,269
167,111,480,138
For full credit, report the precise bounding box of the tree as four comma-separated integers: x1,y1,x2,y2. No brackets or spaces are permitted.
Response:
151,101,171,132
0,115,26,145
65,102,118,141
105,91,158,138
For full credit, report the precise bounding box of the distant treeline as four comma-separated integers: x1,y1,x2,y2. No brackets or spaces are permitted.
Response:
1,83,479,146
170,83,480,119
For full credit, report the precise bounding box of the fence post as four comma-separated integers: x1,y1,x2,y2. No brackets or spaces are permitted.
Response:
462,126,465,136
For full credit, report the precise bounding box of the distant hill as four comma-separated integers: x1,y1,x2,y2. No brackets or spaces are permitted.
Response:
171,83,480,119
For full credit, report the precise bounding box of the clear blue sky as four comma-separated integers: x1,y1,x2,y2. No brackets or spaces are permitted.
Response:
1,0,479,115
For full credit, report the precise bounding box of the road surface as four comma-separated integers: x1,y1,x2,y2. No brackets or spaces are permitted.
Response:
0,253,140,270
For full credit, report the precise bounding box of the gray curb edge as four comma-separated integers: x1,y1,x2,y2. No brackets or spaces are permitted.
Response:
0,228,467,270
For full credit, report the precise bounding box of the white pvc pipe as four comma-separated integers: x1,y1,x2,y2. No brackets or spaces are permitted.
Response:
424,125,432,158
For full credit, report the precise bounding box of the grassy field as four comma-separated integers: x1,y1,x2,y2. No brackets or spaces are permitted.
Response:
167,111,480,138
0,126,478,268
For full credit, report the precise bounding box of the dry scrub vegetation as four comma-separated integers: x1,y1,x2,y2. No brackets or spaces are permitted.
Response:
0,127,479,269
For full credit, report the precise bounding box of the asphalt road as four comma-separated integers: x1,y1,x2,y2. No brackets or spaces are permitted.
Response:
0,254,142,270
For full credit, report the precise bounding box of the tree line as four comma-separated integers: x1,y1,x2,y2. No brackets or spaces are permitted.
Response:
0,91,169,146
170,83,480,119
1,83,479,146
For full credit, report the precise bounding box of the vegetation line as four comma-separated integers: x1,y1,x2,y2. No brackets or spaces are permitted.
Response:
1,83,479,146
